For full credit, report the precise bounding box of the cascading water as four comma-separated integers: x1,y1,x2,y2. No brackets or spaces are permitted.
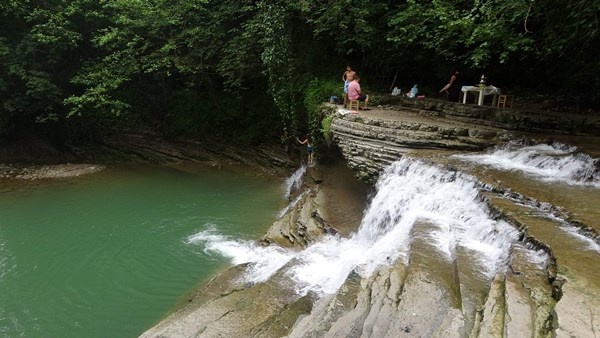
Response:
453,141,600,188
187,158,521,296
283,165,307,200
276,165,308,218
277,191,306,219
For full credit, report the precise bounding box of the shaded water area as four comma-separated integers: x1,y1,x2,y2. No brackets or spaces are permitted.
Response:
0,165,282,337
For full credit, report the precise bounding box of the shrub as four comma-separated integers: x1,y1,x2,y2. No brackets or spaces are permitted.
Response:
303,78,341,113
321,113,334,145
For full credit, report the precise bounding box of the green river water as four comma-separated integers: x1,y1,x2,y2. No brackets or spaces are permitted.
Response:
0,165,283,337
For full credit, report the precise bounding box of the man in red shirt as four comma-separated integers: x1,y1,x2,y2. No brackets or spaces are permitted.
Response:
347,75,369,109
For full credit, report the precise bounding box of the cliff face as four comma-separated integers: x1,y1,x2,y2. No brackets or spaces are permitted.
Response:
330,110,511,183
329,99,600,183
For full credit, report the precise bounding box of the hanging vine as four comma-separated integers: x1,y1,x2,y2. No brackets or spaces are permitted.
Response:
256,2,299,132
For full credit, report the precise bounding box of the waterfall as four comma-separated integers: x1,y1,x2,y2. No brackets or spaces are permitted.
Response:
283,165,307,200
187,159,521,296
287,159,519,295
453,142,600,188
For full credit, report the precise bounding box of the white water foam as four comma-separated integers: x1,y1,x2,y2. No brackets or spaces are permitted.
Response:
187,159,520,296
453,142,600,188
277,191,307,219
547,214,600,253
523,242,551,269
186,225,295,283
283,165,306,200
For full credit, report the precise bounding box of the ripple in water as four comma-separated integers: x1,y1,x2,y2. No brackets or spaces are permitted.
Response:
187,159,522,296
0,236,15,281
453,141,600,188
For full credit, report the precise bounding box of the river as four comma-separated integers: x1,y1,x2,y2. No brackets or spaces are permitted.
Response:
2,136,599,337
0,165,283,337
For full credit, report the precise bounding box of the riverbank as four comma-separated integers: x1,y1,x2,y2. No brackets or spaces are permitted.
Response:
0,127,300,192
0,163,105,180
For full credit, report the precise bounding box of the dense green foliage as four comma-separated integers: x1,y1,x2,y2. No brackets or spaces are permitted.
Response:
1,0,598,147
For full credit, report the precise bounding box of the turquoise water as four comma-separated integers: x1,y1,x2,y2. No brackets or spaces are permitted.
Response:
0,165,282,337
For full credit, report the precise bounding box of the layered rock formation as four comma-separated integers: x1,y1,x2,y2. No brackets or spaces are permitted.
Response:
140,100,599,338
330,98,600,183
140,163,567,338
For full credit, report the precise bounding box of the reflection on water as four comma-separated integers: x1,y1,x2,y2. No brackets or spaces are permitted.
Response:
3,138,594,337
0,235,15,280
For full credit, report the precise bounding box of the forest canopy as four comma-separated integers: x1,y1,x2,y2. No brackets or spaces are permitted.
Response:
1,0,598,144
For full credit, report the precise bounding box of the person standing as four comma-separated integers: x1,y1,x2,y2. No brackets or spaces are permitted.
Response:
347,75,369,109
439,69,462,102
297,134,313,165
342,65,356,107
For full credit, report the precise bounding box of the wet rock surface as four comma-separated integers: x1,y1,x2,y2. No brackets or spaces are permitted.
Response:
140,163,569,338
140,103,599,338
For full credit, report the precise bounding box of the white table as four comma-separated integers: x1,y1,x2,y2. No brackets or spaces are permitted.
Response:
461,86,501,106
